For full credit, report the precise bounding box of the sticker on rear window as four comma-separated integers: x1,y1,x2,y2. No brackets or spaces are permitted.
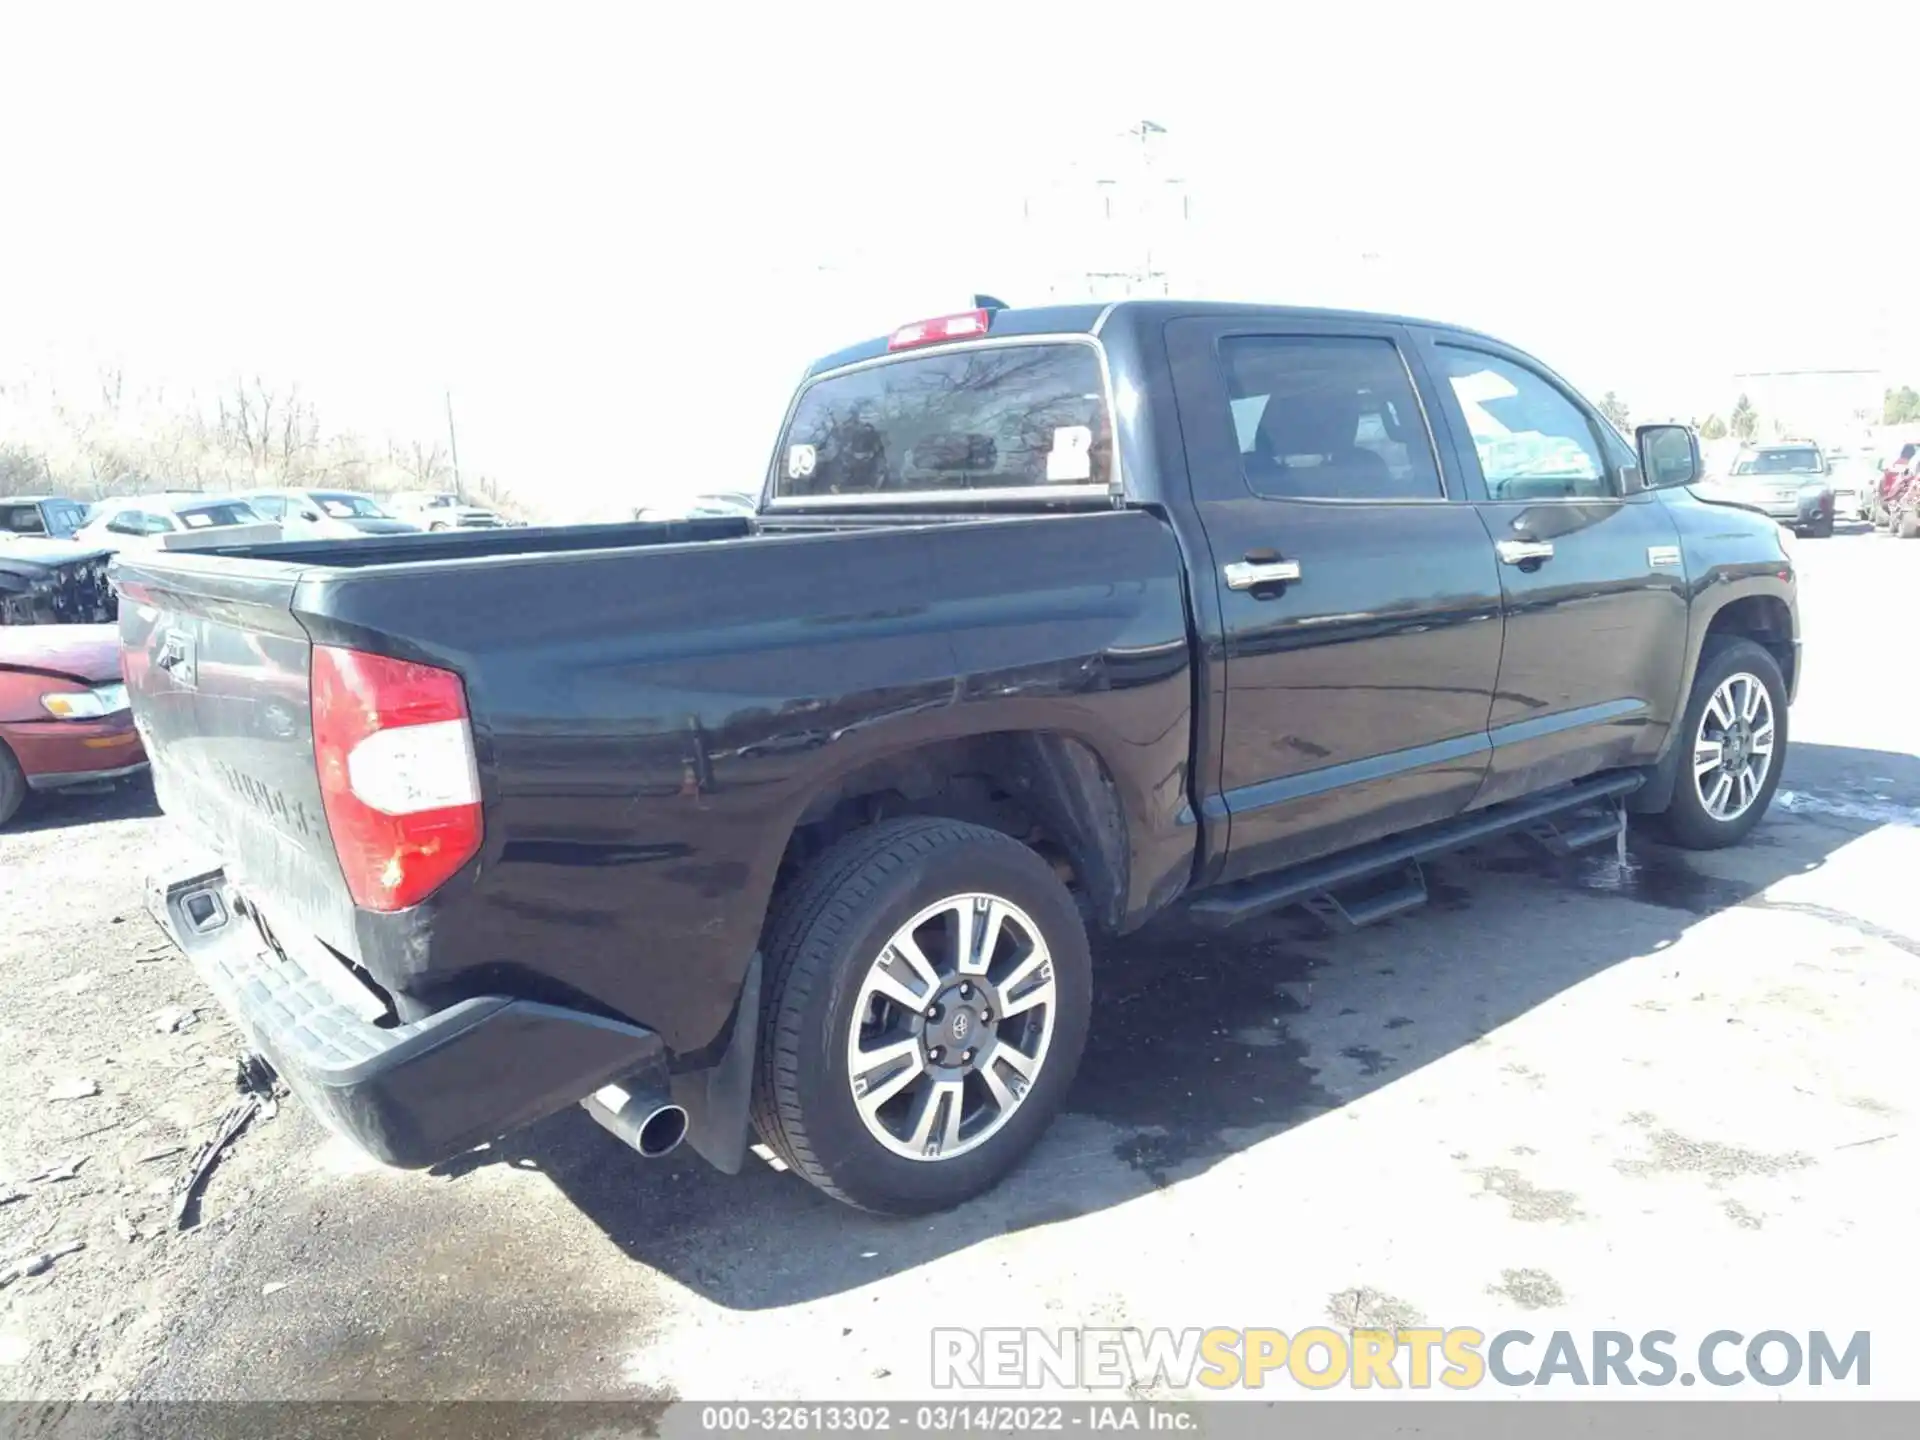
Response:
787,443,817,481
1046,426,1093,482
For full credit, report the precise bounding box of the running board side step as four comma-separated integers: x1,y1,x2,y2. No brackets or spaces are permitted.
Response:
1186,773,1643,929
1302,862,1429,932
1524,803,1629,858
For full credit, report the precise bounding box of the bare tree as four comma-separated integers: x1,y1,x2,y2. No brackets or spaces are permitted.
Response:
216,377,320,483
0,445,48,498
4,363,537,515
398,439,452,488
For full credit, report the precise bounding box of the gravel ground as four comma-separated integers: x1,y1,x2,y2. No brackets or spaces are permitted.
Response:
1,523,1915,1400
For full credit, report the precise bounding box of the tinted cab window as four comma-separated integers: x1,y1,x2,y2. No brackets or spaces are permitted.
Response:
1221,336,1441,500
775,344,1112,500
1437,347,1612,500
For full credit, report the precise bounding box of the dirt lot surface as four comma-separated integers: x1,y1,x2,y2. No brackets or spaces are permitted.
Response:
2,525,1915,1400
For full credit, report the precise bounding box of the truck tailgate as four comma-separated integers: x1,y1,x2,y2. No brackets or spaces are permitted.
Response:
117,553,357,955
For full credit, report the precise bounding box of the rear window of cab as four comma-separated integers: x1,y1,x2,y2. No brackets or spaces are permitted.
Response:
774,343,1112,500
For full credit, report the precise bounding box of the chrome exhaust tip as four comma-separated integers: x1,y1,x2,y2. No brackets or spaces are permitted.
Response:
634,1102,689,1158
583,1080,689,1159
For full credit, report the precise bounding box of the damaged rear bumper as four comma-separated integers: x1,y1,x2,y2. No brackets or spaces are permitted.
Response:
145,862,668,1169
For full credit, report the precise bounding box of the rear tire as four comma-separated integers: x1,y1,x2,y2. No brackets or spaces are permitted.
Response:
0,742,25,829
1654,639,1787,850
1899,510,1920,539
751,817,1092,1215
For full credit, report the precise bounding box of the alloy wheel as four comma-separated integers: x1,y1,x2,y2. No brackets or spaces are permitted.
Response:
845,893,1057,1161
1692,672,1776,822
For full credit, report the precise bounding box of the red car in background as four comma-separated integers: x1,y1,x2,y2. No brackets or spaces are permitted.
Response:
1871,441,1920,528
0,624,146,828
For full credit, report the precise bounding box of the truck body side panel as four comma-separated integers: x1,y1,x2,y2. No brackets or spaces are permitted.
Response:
127,513,1193,1057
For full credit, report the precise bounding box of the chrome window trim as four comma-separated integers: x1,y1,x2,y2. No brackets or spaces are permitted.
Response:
763,333,1124,509
764,485,1112,511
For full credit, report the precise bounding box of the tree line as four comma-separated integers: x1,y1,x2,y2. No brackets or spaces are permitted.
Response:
0,369,521,514
1603,387,1920,445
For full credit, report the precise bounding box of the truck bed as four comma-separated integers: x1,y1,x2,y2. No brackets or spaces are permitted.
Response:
117,509,1196,1061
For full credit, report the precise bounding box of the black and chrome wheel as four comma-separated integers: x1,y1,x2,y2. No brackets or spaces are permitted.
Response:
1656,639,1787,850
846,892,1058,1161
752,817,1091,1214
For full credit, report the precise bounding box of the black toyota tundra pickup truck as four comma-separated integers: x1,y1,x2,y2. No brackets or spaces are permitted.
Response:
121,300,1799,1214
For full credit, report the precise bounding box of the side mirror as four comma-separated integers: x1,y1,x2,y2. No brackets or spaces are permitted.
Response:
1636,424,1700,489
299,509,322,522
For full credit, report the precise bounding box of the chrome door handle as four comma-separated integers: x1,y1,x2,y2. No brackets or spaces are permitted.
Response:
1223,559,1303,590
1496,539,1554,565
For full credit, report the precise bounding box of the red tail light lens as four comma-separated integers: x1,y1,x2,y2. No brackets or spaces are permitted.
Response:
887,310,991,351
311,645,482,912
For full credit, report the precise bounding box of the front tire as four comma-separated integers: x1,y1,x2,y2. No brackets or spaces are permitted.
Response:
751,817,1093,1214
1655,639,1787,850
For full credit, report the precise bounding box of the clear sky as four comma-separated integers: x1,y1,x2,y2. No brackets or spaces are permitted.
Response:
3,2,1912,514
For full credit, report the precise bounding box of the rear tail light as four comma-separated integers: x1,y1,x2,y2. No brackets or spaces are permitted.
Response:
887,309,991,351
311,645,482,912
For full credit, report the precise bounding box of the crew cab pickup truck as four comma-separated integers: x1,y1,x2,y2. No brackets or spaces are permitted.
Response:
122,301,1799,1215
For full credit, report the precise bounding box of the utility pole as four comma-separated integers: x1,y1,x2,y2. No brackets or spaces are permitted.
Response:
444,390,463,500
1083,119,1187,299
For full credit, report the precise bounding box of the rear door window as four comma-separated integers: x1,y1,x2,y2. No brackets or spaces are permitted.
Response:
775,343,1112,500
1219,336,1443,500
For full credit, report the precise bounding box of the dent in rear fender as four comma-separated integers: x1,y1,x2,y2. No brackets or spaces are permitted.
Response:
302,510,1196,1055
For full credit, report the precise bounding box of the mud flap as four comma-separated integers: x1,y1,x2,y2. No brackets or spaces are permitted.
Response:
672,952,760,1175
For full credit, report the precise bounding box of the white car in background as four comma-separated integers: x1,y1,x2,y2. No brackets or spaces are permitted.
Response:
388,491,509,529
1819,451,1874,520
71,493,277,551
237,488,422,540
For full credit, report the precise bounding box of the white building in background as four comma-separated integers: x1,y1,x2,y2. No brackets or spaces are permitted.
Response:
1729,368,1883,446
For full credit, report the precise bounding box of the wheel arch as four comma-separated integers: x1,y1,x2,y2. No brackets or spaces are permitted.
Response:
1630,591,1795,815
1700,591,1796,697
769,728,1140,936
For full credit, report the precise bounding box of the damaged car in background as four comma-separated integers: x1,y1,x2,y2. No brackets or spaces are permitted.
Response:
1,534,139,828
0,533,117,627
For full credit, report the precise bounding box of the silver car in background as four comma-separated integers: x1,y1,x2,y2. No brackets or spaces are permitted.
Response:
1704,442,1838,538
388,491,509,529
238,489,422,540
70,493,277,551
